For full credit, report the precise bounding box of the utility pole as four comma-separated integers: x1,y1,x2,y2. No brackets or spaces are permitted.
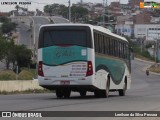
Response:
156,33,160,62
69,0,71,23
155,40,157,62
103,0,105,27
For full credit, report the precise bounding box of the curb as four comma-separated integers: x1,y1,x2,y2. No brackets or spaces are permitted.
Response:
134,58,155,64
135,58,160,76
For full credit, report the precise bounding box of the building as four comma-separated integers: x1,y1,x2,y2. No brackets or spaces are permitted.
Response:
116,21,134,37
134,24,160,41
133,11,152,24
128,0,144,8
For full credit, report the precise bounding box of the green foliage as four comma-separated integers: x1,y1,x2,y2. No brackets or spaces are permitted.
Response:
146,44,152,48
18,70,33,80
1,22,17,34
43,4,89,21
131,42,154,61
14,45,32,67
0,36,8,61
15,5,20,11
71,6,89,18
0,70,16,80
0,16,17,34
0,69,36,80
0,16,10,23
0,35,32,69
0,89,51,95
0,37,16,69
44,4,68,16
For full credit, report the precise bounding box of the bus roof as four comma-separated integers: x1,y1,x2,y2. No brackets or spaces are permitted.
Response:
40,23,128,42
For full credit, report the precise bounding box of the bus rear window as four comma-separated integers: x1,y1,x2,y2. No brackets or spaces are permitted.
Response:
43,30,87,47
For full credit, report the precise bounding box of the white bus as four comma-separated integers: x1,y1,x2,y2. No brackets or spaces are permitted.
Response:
38,24,131,98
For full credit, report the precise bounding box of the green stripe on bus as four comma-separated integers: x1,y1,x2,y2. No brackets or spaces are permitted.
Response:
42,46,87,65
95,55,125,85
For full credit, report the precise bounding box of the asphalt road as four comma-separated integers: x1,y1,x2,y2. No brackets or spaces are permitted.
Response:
0,59,160,113
32,16,69,51
32,16,50,51
16,22,31,48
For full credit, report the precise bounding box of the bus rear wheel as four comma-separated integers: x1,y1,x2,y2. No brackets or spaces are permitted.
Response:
102,80,110,98
56,89,63,98
64,90,71,98
94,91,101,98
80,91,87,97
119,81,127,96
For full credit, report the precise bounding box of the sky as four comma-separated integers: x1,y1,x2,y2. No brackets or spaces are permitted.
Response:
0,0,127,12
0,0,160,12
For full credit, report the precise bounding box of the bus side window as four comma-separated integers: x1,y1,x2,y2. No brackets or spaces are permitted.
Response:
94,32,98,53
115,40,118,57
99,35,102,53
108,38,111,55
94,33,99,52
102,35,105,54
123,43,126,59
104,36,107,54
118,41,120,58
120,42,123,58
98,34,100,53
106,37,109,54
112,39,114,56
126,44,129,60
124,43,128,59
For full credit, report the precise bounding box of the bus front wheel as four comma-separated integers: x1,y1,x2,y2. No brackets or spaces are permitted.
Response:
102,80,110,98
119,81,127,96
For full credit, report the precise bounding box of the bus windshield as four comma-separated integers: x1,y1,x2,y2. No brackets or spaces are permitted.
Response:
43,30,87,47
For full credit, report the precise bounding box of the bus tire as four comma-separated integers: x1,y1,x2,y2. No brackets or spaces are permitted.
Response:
64,90,71,98
56,89,63,98
102,80,110,98
80,91,87,97
94,91,101,98
119,80,127,96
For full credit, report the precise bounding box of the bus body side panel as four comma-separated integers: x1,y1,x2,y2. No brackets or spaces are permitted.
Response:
95,54,127,90
109,63,131,90
94,69,109,90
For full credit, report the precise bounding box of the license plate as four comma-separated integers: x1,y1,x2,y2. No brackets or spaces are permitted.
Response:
60,81,70,85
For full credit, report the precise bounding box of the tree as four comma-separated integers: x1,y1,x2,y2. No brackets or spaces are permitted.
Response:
15,5,20,12
71,6,88,22
0,36,8,61
44,4,61,16
44,5,52,15
44,4,69,17
0,37,16,69
0,16,10,23
5,40,16,69
1,22,17,34
14,45,32,68
0,35,32,69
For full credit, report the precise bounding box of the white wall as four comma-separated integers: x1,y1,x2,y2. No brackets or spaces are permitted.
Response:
115,24,132,37
134,24,160,41
0,80,44,92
